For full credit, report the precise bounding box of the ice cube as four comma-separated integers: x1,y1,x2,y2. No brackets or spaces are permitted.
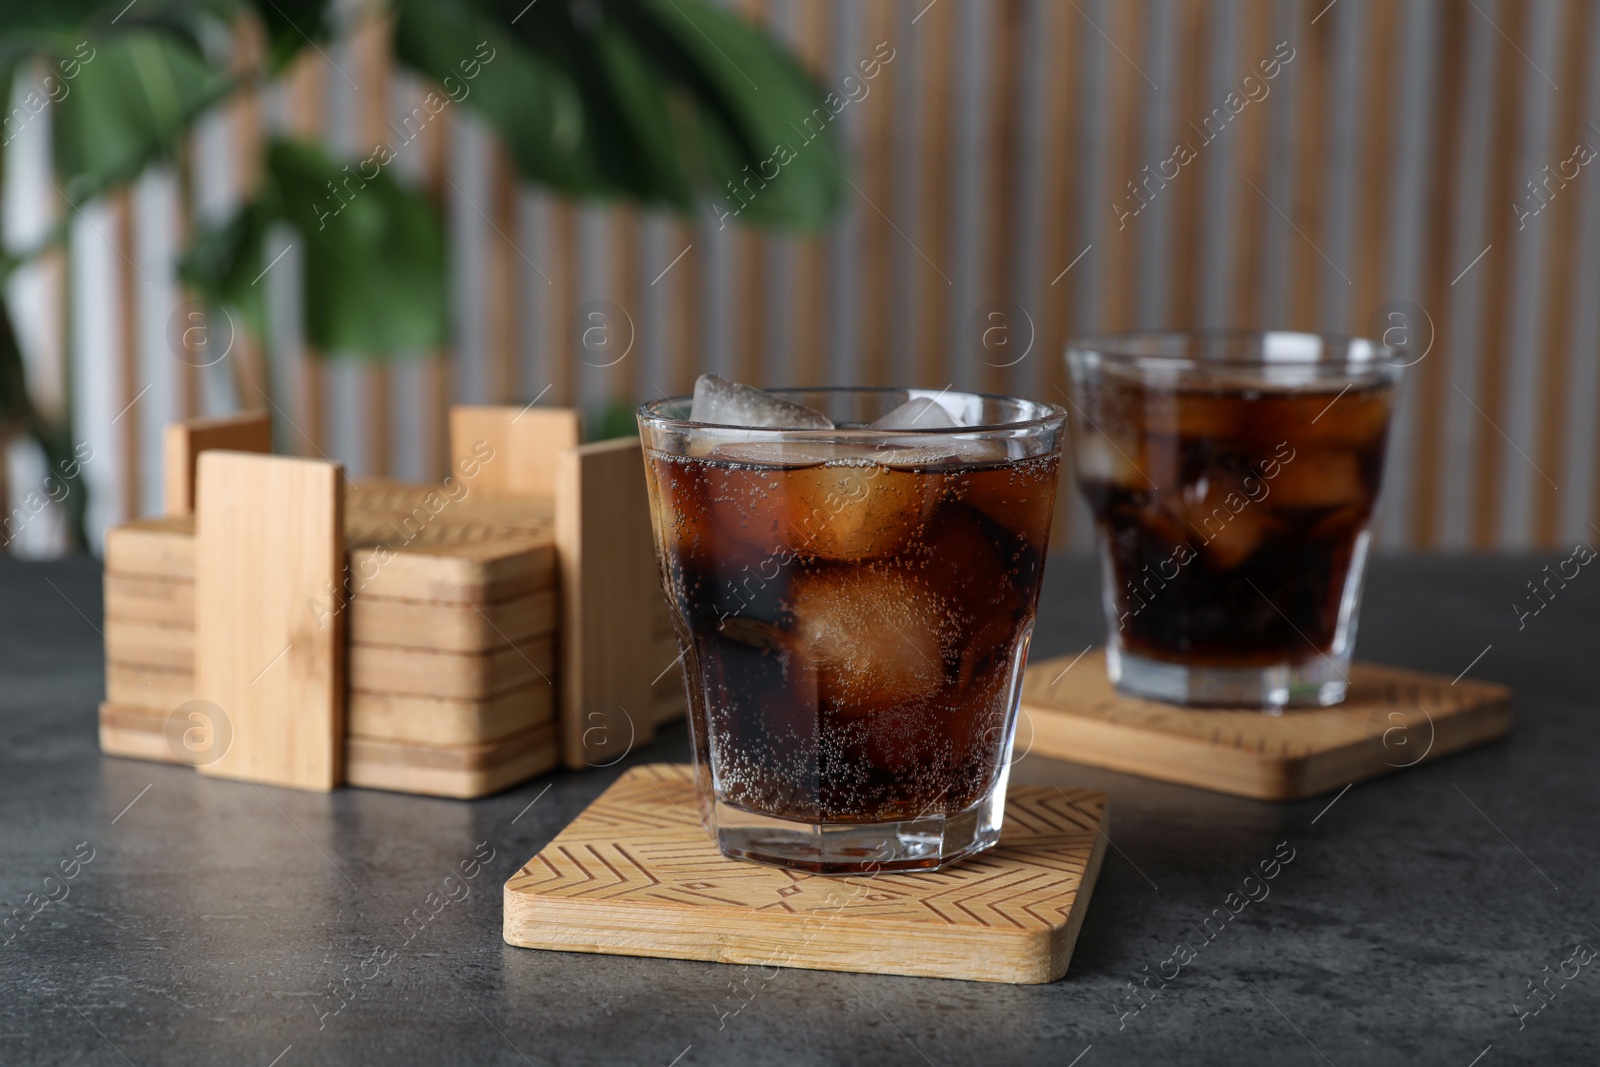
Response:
715,459,942,560
690,374,834,429
1300,387,1393,449
709,441,858,467
694,440,936,559
1164,473,1283,569
869,396,961,430
1266,449,1367,509
958,454,1059,540
916,508,1019,619
1175,391,1250,440
868,396,1010,465
877,439,1009,468
1194,505,1280,569
788,567,951,712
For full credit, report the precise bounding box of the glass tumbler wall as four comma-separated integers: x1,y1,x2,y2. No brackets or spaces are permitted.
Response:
639,389,1067,874
1066,331,1402,709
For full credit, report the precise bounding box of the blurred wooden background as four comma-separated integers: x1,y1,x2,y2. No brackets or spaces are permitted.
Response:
5,0,1599,555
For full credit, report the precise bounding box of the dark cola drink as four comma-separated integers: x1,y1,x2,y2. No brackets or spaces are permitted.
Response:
650,449,1057,817
1068,336,1401,708
640,384,1066,873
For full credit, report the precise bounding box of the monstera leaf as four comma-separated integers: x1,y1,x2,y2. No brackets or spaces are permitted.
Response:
181,0,843,357
0,0,844,550
0,1,238,204
392,0,843,228
182,136,447,353
51,30,229,203
8,0,844,345
248,0,336,71
6,0,841,353
391,1,628,197
627,0,845,229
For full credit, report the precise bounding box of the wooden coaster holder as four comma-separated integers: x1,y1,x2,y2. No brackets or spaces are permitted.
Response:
98,407,682,795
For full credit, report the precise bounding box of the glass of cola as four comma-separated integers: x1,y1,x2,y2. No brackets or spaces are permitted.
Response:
639,377,1067,874
1065,331,1403,709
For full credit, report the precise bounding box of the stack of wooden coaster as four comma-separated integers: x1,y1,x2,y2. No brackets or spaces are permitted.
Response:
100,489,565,795
101,515,201,758
344,482,562,797
98,408,684,798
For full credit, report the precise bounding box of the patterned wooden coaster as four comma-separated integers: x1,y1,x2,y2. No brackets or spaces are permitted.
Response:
1019,651,1512,800
502,764,1109,984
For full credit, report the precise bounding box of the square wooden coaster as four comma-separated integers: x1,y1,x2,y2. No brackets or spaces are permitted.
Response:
502,764,1109,984
1019,651,1512,800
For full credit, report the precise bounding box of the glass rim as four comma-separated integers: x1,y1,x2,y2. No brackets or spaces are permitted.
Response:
1066,328,1404,379
636,385,1069,435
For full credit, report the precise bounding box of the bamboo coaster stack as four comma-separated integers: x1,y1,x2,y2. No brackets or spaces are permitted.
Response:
341,484,563,796
98,408,683,797
100,489,564,795
101,515,203,763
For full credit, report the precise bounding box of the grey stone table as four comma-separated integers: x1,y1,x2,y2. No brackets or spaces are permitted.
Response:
2,553,1596,1067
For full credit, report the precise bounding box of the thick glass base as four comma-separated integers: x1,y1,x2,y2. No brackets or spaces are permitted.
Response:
1108,643,1348,710
709,773,1009,875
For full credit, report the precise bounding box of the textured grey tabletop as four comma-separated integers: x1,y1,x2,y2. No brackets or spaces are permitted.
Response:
1,553,1596,1066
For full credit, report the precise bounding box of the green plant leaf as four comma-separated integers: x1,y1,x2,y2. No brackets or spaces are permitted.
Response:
0,2,122,57
621,0,845,229
588,23,693,205
391,0,615,196
587,396,642,441
180,195,274,338
391,0,842,229
271,139,448,352
243,0,335,72
182,136,448,355
50,29,228,203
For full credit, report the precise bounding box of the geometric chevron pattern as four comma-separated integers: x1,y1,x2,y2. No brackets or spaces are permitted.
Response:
503,764,1109,983
1020,653,1512,801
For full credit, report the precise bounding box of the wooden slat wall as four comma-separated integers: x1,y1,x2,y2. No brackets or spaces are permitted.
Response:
8,0,1600,555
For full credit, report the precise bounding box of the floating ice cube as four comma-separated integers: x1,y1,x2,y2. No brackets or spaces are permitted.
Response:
959,455,1059,539
868,395,1007,464
1267,449,1367,509
690,374,834,429
789,567,951,712
869,396,961,430
709,440,867,468
1165,473,1284,570
1194,505,1280,570
1303,388,1392,449
877,440,1008,468
709,456,941,560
